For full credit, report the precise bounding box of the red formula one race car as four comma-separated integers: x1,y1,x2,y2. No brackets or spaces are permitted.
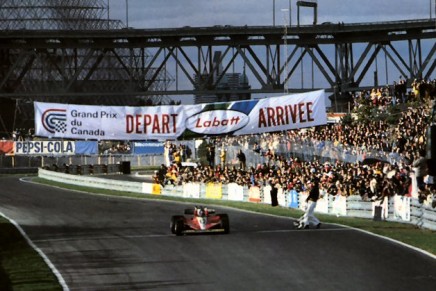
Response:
170,206,230,236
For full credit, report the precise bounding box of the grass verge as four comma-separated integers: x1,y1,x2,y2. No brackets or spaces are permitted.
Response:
0,216,62,291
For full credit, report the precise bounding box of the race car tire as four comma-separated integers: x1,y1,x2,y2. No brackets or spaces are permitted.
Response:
170,215,184,234
219,214,230,234
174,217,185,236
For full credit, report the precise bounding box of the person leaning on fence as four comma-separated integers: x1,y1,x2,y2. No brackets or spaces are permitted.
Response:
157,164,167,186
178,144,186,162
270,177,279,207
173,148,182,167
253,142,261,154
185,145,192,160
264,148,274,166
207,145,215,167
220,147,227,168
164,141,172,167
412,149,428,196
236,149,246,171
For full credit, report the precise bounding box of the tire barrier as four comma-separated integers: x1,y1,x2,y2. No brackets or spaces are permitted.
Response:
107,164,122,174
42,163,122,175
68,165,81,175
92,164,106,174
81,165,93,175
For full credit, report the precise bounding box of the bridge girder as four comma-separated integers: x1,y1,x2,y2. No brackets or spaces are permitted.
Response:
0,19,435,100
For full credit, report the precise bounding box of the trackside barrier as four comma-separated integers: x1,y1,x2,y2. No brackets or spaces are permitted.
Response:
228,183,245,201
346,195,373,218
263,185,272,205
410,198,422,226
248,186,261,203
38,169,436,231
422,204,436,230
38,168,157,194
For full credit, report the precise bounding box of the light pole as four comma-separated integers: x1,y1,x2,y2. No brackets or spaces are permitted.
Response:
273,0,276,26
281,9,289,93
434,0,436,20
430,0,436,19
107,0,110,29
431,0,433,19
125,0,129,28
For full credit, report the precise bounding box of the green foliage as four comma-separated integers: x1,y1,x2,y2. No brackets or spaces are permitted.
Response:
374,111,388,122
385,105,402,125
408,100,422,109
353,104,372,125
352,103,407,126
340,113,353,126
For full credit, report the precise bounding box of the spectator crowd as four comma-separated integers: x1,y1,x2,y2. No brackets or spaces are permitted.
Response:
155,78,436,204
4,77,436,204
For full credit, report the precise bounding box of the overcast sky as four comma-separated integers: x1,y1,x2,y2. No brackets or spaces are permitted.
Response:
108,0,435,28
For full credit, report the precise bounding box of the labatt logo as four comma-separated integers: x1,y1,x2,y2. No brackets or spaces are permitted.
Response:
186,110,249,134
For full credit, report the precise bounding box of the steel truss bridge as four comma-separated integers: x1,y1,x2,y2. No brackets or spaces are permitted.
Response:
0,19,435,103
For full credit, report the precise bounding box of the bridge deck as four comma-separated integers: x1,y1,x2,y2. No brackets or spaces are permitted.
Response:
0,19,434,47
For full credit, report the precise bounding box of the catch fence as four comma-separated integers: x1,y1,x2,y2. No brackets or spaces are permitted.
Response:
1,138,407,170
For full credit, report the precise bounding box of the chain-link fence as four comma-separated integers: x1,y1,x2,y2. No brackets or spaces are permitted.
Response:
0,137,407,170
213,139,407,169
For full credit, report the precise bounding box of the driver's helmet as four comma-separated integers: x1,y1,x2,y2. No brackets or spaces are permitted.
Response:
195,206,206,217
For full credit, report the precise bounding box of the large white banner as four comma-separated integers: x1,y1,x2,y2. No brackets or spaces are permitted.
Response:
34,90,327,140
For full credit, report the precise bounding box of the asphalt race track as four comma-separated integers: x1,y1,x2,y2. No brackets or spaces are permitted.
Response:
0,176,435,291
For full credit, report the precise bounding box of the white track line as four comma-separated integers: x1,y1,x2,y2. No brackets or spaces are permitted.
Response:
191,204,436,260
330,223,436,260
255,227,350,233
0,211,70,291
32,233,173,243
